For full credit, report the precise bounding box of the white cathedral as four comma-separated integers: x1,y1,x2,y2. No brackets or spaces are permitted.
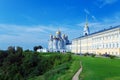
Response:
48,30,70,52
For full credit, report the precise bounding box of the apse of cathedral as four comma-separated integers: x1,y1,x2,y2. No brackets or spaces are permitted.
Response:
48,30,70,52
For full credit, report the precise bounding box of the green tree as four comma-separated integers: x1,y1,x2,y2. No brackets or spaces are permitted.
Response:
16,46,23,54
33,45,43,51
8,46,15,54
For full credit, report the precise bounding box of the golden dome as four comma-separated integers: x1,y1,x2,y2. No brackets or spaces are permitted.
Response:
62,34,65,37
56,30,61,34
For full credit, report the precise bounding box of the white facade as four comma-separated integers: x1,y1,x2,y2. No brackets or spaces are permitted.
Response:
48,30,70,52
37,48,47,52
72,25,120,56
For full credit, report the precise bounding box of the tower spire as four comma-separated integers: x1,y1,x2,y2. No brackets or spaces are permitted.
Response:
83,14,90,36
85,14,88,27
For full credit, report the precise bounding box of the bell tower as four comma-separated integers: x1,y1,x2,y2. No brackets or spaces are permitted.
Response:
83,15,90,36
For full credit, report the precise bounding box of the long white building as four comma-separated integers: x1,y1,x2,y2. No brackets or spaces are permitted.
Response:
72,21,120,56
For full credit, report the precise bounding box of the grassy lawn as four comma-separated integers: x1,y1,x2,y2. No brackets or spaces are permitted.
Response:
77,56,120,80
29,54,120,80
31,54,81,80
57,56,81,80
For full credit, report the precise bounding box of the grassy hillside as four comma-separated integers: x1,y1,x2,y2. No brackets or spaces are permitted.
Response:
33,55,120,80
77,56,120,80
1,49,119,80
51,55,81,80
33,53,81,80
0,50,72,80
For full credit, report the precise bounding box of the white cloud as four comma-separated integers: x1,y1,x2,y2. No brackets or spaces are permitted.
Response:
96,0,118,8
84,9,90,14
84,9,97,21
0,24,80,50
0,24,49,49
77,11,120,33
91,15,96,21
1,11,119,50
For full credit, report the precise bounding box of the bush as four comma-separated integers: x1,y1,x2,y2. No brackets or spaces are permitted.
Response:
109,55,116,59
44,62,70,80
84,53,89,56
102,53,110,57
91,54,96,57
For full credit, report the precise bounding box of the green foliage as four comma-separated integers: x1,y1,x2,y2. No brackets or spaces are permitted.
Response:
43,62,70,80
0,50,8,66
33,45,43,51
24,49,31,52
91,54,96,57
7,46,15,54
0,50,72,80
84,53,89,56
16,46,23,54
109,55,116,59
57,56,81,80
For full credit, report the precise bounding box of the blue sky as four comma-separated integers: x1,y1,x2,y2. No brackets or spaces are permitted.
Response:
0,0,120,50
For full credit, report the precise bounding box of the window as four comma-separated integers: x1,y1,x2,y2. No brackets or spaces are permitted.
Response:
103,44,104,48
112,52,114,55
117,43,119,48
113,43,115,48
109,43,111,48
106,44,108,48
106,36,108,39
116,33,118,38
111,34,114,39
104,44,106,48
118,43,120,48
